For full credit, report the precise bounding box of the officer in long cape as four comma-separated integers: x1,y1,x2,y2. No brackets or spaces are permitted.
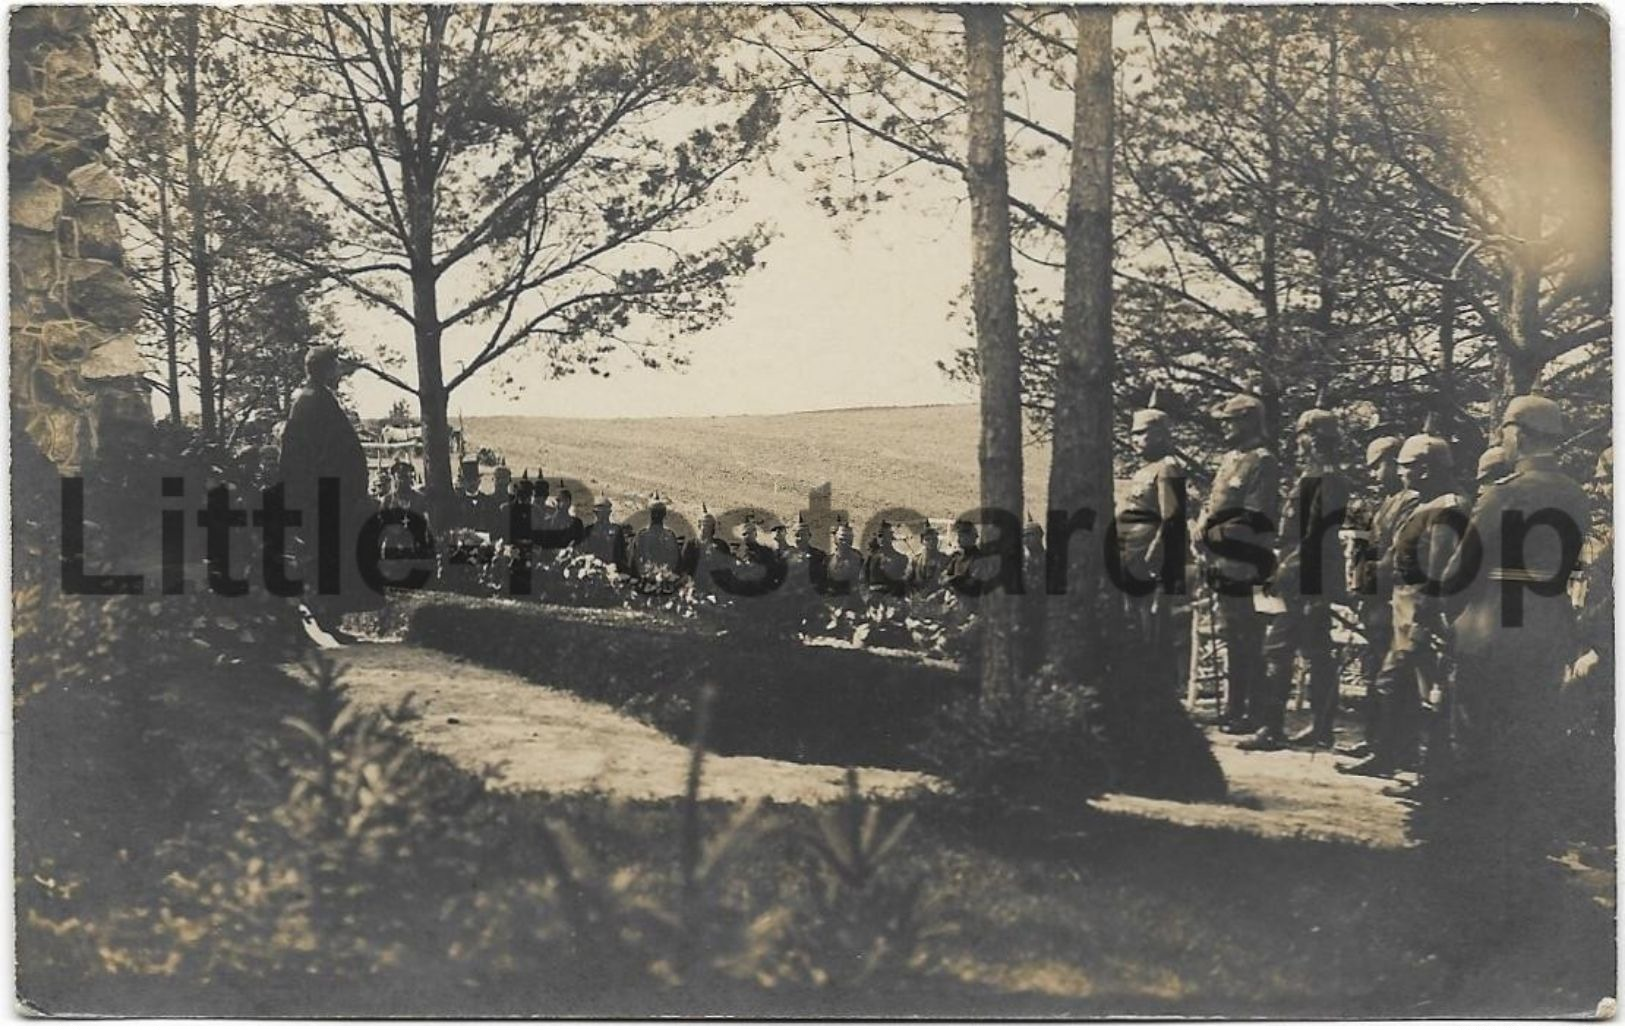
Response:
1430,395,1589,875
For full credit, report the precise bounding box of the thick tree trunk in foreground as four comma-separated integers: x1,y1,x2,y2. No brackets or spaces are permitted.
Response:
1046,7,1116,685
962,8,1024,701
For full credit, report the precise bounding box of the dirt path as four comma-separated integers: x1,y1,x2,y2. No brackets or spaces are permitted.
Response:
288,643,1409,847
288,643,928,804
1097,734,1410,849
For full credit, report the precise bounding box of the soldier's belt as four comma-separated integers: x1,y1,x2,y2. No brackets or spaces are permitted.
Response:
1487,567,1554,583
1117,510,1162,525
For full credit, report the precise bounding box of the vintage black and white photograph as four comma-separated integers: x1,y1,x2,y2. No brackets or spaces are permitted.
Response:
10,2,1614,1018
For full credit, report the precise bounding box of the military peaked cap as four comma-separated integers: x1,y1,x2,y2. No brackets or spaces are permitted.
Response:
1502,395,1565,437
1364,436,1402,467
1215,394,1265,420
1397,433,1451,470
1476,445,1510,481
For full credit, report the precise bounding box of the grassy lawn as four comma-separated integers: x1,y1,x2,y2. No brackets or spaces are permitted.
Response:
15,651,1613,1018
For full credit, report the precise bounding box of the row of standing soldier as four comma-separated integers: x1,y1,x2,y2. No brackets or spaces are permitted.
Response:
1155,383,1601,871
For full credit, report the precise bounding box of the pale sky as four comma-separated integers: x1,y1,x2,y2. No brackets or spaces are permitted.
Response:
346,165,980,421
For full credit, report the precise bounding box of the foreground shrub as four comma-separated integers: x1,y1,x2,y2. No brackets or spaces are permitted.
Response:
916,678,1112,819
751,770,942,991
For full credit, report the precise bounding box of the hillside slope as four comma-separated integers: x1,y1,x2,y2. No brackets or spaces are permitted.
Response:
466,404,1056,533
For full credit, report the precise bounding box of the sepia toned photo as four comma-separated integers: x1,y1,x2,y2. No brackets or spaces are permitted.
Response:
10,2,1613,1018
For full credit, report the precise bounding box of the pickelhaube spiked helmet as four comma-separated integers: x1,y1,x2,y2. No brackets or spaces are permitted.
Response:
1132,386,1170,432
1294,387,1338,435
1397,414,1451,470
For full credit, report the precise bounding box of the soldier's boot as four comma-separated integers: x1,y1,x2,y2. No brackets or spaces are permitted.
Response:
1239,656,1292,750
1237,726,1287,751
1292,654,1340,748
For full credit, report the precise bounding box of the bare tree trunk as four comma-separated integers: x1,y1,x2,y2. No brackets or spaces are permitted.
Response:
1438,278,1457,410
411,273,452,520
1312,12,1339,377
157,173,182,425
962,7,1024,701
1046,7,1115,684
1258,24,1283,429
408,12,454,520
181,7,215,436
1498,240,1544,409
216,306,231,428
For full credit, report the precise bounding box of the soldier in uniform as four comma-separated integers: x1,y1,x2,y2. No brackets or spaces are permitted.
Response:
784,514,829,592
1342,425,1465,778
502,471,534,533
499,472,539,593
1197,393,1280,734
253,443,282,495
683,508,735,588
863,521,910,598
631,494,683,582
583,495,630,571
823,521,865,599
441,459,490,591
1340,435,1410,759
1241,398,1350,751
1433,396,1588,872
1247,401,1345,743
770,523,791,562
737,516,787,595
945,519,983,596
1474,443,1511,499
741,513,783,568
1115,393,1189,694
486,466,514,540
907,523,947,595
1576,445,1613,681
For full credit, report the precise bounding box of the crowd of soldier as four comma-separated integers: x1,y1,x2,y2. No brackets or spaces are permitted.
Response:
386,452,1016,614
1149,383,1607,847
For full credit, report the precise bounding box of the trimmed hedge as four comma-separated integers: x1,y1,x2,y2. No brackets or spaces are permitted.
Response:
405,595,1227,803
407,596,971,770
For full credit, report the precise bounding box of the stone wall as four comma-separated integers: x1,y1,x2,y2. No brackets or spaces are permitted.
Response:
11,5,149,474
